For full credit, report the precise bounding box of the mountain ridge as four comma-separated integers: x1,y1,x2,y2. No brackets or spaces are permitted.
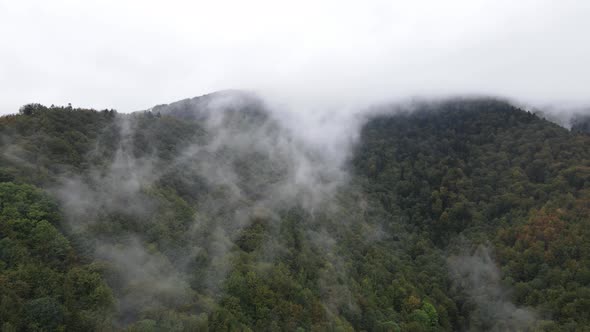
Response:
0,94,589,331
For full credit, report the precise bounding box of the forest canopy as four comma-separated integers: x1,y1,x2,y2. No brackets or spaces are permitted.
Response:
0,95,589,331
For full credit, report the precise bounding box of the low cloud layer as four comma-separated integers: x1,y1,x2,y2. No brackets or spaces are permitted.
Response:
1,0,589,114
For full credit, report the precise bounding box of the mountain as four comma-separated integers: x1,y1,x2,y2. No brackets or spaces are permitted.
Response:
571,114,590,134
0,93,589,331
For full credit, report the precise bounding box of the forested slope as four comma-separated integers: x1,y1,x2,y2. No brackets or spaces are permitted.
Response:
0,95,589,331
354,99,590,330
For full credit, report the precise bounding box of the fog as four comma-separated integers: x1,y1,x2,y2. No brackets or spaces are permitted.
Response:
1,0,589,115
1,1,589,329
47,91,371,323
449,245,538,331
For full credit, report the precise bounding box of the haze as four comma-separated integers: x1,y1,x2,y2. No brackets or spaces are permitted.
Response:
1,0,589,114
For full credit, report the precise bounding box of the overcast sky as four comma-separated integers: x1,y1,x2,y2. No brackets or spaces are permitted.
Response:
0,0,589,114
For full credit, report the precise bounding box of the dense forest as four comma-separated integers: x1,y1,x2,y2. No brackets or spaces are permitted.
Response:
0,93,589,331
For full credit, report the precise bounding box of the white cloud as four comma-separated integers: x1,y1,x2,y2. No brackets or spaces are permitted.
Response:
0,0,589,113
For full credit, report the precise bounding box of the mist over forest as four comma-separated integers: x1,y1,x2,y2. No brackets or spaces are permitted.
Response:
1,91,589,331
1,1,590,330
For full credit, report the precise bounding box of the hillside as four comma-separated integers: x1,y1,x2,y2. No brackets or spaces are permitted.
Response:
0,94,589,331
